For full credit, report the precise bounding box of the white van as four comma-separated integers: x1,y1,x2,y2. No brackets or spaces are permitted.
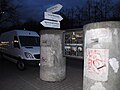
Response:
0,30,40,70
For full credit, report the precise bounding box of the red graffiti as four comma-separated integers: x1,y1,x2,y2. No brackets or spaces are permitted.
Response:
87,49,108,74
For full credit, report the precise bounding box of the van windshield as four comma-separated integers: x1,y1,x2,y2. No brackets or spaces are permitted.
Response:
19,36,40,46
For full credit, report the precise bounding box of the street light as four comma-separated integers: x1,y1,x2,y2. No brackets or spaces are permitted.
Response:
1,11,5,14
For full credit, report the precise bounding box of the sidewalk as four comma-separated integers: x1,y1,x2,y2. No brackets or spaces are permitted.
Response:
0,59,83,90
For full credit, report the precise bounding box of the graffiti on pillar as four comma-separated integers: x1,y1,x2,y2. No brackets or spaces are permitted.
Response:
41,57,47,62
85,48,109,81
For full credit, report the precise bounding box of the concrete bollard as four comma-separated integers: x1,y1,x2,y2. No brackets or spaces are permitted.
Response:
83,21,120,90
40,30,66,82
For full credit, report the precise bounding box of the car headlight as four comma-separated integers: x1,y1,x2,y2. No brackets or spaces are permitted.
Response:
24,52,34,59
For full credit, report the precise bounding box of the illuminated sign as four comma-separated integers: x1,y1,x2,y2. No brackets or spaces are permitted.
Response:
63,31,83,58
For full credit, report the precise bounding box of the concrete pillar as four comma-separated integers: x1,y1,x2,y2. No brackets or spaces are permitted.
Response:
40,30,66,82
83,21,120,90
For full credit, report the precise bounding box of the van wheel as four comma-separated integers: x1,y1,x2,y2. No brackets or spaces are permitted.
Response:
17,60,25,70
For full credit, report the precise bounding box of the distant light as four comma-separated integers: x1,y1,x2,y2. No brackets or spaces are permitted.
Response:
14,40,19,43
72,32,75,35
0,41,9,46
1,41,9,44
1,11,5,14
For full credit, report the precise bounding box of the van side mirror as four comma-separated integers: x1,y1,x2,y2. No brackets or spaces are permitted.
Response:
14,36,20,49
14,42,20,48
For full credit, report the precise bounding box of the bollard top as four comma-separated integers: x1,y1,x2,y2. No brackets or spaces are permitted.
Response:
83,21,120,30
40,29,65,35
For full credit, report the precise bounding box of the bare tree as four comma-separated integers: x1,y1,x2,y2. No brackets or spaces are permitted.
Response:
59,8,78,29
59,0,114,29
0,0,20,28
78,0,114,24
112,0,120,20
95,0,113,21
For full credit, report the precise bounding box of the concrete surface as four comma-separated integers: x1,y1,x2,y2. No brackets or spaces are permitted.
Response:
40,30,66,81
83,21,120,90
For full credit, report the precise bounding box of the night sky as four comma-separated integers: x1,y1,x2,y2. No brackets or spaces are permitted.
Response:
12,0,85,22
1,0,119,30
11,0,119,22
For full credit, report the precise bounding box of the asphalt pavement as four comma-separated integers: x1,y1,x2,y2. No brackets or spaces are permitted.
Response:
0,57,83,90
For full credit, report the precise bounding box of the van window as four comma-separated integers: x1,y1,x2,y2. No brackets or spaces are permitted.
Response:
14,36,20,48
19,36,40,46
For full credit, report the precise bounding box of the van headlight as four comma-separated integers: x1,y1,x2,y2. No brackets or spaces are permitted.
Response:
24,52,34,59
